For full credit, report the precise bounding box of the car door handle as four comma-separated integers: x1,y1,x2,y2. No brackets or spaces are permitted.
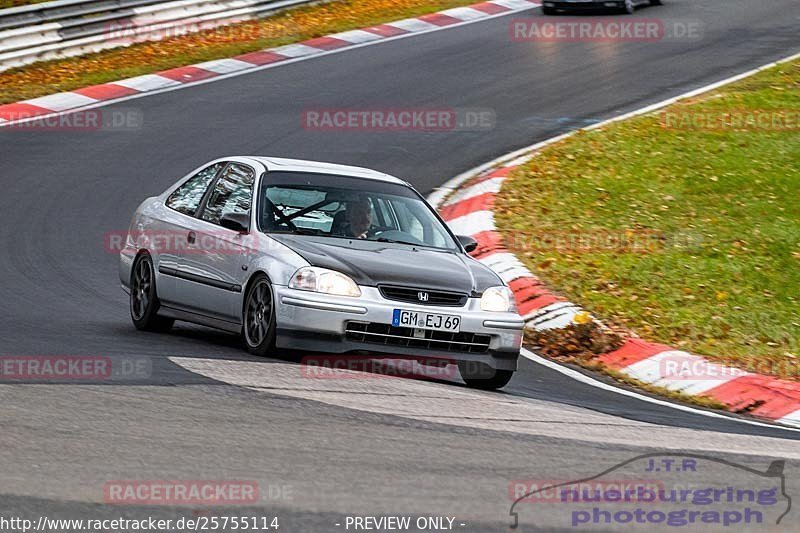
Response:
187,231,196,244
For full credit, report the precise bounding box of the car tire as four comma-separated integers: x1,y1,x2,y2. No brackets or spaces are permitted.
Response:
650,0,662,5
542,6,556,15
242,274,277,357
130,253,174,332
458,361,514,390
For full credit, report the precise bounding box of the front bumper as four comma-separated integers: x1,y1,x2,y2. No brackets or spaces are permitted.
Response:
274,286,523,371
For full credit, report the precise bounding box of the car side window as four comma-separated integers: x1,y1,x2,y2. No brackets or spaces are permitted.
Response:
165,163,223,216
373,198,397,230
200,163,255,226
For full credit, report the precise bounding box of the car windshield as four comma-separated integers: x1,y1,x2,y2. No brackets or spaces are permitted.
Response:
258,171,459,251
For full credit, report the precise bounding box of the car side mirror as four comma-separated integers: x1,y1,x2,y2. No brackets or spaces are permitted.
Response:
220,212,250,233
457,235,478,253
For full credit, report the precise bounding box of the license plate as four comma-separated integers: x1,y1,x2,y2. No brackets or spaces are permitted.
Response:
392,309,461,333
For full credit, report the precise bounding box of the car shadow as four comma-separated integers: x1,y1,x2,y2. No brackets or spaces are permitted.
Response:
100,320,474,389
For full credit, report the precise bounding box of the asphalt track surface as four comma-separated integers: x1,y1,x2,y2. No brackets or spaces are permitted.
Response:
1,0,800,530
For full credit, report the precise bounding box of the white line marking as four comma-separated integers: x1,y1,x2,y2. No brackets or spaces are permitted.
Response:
193,58,254,74
491,0,538,9
526,301,581,322
440,7,487,21
270,43,321,58
624,351,744,396
477,251,526,269
494,266,532,285
442,176,506,206
25,92,97,112
475,255,537,283
505,154,533,167
426,188,451,209
778,410,800,429
520,348,800,433
386,18,441,33
529,309,580,331
113,74,180,92
443,210,496,235
330,29,383,44
477,252,534,284
525,305,584,326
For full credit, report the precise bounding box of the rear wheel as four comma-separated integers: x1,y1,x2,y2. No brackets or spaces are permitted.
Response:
242,275,276,356
130,253,174,332
458,361,514,390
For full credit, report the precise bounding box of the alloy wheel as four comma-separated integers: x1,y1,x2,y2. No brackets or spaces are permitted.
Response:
131,257,153,320
245,280,273,347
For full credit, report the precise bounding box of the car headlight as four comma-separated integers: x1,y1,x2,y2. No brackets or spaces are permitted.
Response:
289,267,361,297
480,286,516,312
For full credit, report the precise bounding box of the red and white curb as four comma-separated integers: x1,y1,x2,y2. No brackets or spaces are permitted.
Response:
436,161,800,429
431,51,800,429
0,0,540,126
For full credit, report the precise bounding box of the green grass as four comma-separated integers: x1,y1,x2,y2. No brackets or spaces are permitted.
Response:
496,59,800,379
0,0,49,9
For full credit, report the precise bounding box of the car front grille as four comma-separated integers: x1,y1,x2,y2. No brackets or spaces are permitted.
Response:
378,285,467,307
345,322,490,354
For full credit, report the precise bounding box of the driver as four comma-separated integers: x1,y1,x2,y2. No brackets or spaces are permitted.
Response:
340,198,374,239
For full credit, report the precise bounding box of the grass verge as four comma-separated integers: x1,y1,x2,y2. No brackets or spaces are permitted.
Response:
0,0,49,9
497,59,800,380
0,0,484,104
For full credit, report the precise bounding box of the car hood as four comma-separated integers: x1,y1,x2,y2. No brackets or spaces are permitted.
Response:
270,235,502,295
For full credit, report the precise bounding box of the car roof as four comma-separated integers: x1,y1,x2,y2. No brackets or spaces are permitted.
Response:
245,156,407,185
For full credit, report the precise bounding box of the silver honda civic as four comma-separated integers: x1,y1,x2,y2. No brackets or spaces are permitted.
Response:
120,157,523,389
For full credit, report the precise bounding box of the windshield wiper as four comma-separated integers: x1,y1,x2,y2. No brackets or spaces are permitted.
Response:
375,237,421,247
269,227,319,236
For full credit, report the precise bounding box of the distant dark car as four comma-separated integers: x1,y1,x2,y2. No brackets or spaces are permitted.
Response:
542,0,662,15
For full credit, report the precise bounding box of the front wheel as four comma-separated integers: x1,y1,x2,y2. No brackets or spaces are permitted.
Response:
458,361,514,390
542,6,557,15
242,275,276,356
130,253,174,332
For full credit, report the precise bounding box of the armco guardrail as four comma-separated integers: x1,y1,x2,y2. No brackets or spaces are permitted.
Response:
0,0,318,71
